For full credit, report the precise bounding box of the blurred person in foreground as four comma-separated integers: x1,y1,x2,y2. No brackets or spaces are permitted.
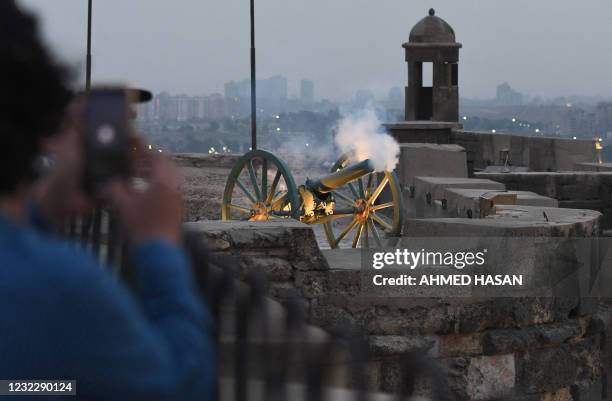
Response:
0,1,215,400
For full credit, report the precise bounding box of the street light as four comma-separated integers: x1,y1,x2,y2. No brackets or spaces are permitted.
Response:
250,0,257,150
86,0,92,90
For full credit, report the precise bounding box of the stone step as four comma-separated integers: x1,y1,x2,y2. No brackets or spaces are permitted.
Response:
405,204,601,237
432,188,558,219
412,176,505,218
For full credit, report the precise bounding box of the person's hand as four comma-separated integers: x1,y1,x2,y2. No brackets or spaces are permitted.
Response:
31,100,95,228
103,150,183,246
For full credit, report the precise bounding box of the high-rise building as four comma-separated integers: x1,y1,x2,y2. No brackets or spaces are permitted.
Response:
203,94,226,120
300,80,314,103
225,80,249,99
224,76,288,101
260,75,288,100
496,82,523,106
596,102,612,137
176,95,192,121
137,101,155,121
157,92,179,121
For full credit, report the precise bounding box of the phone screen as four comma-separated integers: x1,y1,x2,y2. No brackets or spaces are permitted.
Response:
82,88,130,194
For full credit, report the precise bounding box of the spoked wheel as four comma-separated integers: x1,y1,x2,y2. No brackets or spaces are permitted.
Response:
323,156,404,249
221,149,300,221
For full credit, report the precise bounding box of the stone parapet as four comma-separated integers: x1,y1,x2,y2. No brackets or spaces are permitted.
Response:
183,215,608,401
476,172,612,229
451,131,597,172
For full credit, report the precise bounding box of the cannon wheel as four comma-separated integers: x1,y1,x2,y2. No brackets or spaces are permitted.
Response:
322,156,404,249
221,149,301,221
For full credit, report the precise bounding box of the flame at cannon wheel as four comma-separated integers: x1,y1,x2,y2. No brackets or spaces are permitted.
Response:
221,149,404,248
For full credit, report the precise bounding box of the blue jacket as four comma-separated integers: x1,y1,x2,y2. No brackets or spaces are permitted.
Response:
0,211,215,400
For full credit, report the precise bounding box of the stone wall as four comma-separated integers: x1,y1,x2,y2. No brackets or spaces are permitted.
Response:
184,220,610,401
183,220,329,298
174,153,239,221
451,131,597,172
476,172,612,229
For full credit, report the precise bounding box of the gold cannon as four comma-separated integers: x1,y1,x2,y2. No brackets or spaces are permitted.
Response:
221,149,403,248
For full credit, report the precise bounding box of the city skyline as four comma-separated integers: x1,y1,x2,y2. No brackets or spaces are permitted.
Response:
19,0,612,100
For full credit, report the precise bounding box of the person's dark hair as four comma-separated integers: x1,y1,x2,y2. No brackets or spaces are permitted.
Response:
0,0,71,194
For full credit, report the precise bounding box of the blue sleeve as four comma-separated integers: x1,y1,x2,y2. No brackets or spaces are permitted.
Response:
41,240,216,401
27,201,53,233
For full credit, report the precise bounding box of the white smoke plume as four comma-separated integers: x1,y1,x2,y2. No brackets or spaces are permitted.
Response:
273,136,336,172
334,110,400,172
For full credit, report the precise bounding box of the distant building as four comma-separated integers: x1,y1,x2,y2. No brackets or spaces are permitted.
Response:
260,75,288,100
203,93,226,120
496,82,523,106
224,81,240,99
354,89,375,108
137,101,155,121
224,76,288,101
224,80,250,99
300,80,314,104
157,92,179,121
176,95,192,121
596,102,612,138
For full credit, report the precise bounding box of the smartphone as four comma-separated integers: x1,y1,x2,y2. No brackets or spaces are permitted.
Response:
82,88,130,194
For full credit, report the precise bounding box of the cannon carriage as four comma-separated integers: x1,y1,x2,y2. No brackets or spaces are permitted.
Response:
221,149,403,248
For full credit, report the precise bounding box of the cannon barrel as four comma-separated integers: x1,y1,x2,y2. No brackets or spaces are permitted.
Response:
305,159,374,194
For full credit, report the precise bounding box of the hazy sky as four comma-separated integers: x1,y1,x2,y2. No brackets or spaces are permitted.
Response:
19,0,612,101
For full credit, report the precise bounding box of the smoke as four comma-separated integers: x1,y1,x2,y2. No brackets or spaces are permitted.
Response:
334,110,400,172
273,135,336,174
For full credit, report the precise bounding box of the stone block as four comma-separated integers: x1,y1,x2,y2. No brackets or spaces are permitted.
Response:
310,298,457,336
369,335,438,358
516,336,602,394
309,298,360,332
183,220,330,271
267,282,300,300
574,163,612,172
574,297,600,317
453,131,595,172
399,143,468,218
443,354,516,401
559,201,605,210
239,257,293,282
384,121,456,144
413,176,505,218
586,305,612,336
439,333,483,357
363,303,455,336
542,388,573,401
551,138,597,171
294,269,360,298
571,379,603,401
439,188,558,218
558,183,599,201
404,205,601,237
599,209,612,229
482,321,583,355
310,297,580,338
399,143,468,188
